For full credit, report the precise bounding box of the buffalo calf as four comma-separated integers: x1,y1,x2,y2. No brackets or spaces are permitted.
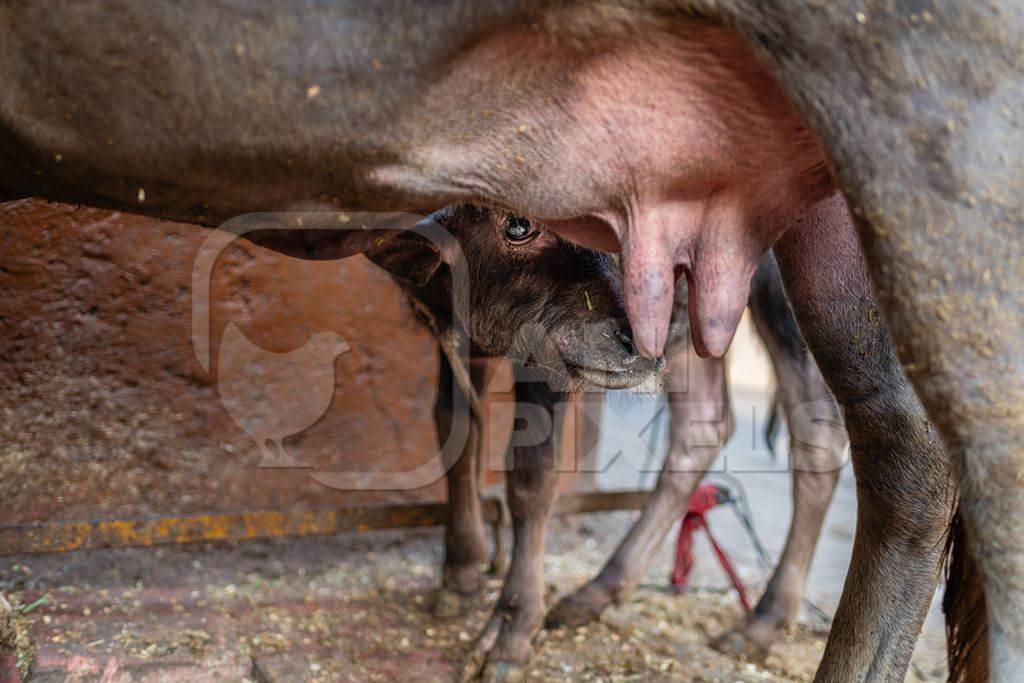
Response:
362,205,663,679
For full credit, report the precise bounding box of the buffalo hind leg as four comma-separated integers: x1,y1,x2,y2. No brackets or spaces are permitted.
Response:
547,335,732,627
472,368,566,681
852,187,1024,679
435,352,490,618
775,195,953,681
713,255,846,661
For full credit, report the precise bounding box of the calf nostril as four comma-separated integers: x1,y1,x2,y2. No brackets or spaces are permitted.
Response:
614,328,637,358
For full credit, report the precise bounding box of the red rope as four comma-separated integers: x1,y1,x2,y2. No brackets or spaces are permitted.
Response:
670,483,751,611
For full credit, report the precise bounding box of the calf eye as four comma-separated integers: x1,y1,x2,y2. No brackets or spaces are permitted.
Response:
503,215,535,242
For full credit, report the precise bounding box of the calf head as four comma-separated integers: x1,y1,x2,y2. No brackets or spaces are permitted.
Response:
365,205,664,391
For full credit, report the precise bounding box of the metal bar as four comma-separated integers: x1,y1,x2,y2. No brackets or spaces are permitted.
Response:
0,489,651,556
551,489,651,516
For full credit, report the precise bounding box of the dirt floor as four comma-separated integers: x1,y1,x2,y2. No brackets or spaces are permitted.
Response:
1,510,943,682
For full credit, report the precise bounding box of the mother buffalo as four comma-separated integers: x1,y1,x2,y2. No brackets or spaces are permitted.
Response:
2,2,1021,681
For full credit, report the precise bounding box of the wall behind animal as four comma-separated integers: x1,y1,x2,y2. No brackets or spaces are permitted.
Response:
0,200,459,524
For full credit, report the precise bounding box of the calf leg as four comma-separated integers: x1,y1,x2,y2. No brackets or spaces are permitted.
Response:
547,338,732,627
775,195,953,681
714,255,846,661
473,368,566,681
434,352,489,618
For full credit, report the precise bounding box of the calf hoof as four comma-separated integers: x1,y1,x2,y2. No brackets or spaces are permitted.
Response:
433,586,480,619
710,627,773,663
466,607,539,681
459,649,528,683
545,583,612,628
479,660,528,683
459,649,487,682
487,550,509,577
437,561,485,618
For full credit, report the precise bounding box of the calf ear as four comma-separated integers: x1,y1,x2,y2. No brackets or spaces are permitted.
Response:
361,229,445,288
359,208,454,288
226,211,431,261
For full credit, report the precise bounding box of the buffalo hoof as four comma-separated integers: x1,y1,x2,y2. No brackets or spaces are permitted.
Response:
710,627,772,663
433,586,479,619
545,583,611,628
